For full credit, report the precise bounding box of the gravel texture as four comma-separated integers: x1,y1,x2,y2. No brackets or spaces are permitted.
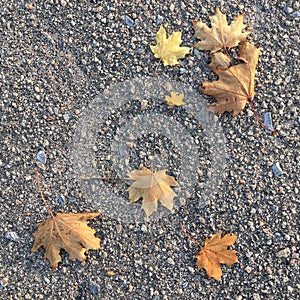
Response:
0,0,299,299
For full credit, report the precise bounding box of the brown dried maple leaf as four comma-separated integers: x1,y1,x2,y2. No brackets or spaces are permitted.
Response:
203,41,260,116
127,166,179,217
196,232,238,280
193,7,251,53
31,212,102,269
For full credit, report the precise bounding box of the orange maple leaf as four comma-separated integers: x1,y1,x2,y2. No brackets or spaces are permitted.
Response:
31,212,101,269
196,232,238,280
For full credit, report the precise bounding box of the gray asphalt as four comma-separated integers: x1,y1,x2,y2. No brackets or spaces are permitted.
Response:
0,0,299,299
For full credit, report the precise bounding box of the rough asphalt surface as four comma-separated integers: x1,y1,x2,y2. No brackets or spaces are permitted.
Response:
0,0,299,299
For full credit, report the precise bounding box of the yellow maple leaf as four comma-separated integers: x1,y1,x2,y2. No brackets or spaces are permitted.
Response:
193,7,251,53
127,166,179,217
203,41,260,116
150,26,191,66
196,232,238,280
31,212,102,269
165,91,186,106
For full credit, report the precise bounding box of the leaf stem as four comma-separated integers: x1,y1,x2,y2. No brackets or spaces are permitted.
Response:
223,47,230,59
180,222,202,247
248,97,279,135
155,59,162,78
34,168,55,219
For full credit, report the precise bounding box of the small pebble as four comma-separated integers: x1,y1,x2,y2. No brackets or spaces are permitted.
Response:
115,224,122,233
182,282,188,289
276,248,291,258
136,48,144,55
156,15,164,25
125,16,134,27
179,68,186,75
193,48,200,56
263,112,274,133
63,113,71,123
291,11,300,18
141,224,147,232
55,195,65,205
253,294,260,300
285,7,293,14
53,107,59,115
272,162,283,177
36,149,46,164
167,257,175,265
4,231,20,242
44,277,50,284
203,65,211,72
89,281,100,295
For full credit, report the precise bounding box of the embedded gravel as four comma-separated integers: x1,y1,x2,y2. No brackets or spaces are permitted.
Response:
0,0,299,299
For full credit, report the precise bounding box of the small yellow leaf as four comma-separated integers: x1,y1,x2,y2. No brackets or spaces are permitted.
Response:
127,166,179,217
150,26,191,66
31,212,102,269
196,232,238,280
165,92,185,107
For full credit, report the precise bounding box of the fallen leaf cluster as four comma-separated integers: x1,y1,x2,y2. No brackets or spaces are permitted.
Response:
150,8,262,117
30,7,270,280
193,8,260,116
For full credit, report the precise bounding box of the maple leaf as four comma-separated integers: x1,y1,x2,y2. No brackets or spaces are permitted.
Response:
150,26,191,66
193,7,251,53
165,91,186,106
127,166,179,217
31,212,102,269
202,41,260,116
196,232,238,280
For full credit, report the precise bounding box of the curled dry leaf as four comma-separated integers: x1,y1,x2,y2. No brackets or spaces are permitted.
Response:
31,212,102,269
203,41,260,116
196,232,238,280
127,166,179,217
165,91,185,106
208,52,231,71
193,7,251,53
150,26,191,66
